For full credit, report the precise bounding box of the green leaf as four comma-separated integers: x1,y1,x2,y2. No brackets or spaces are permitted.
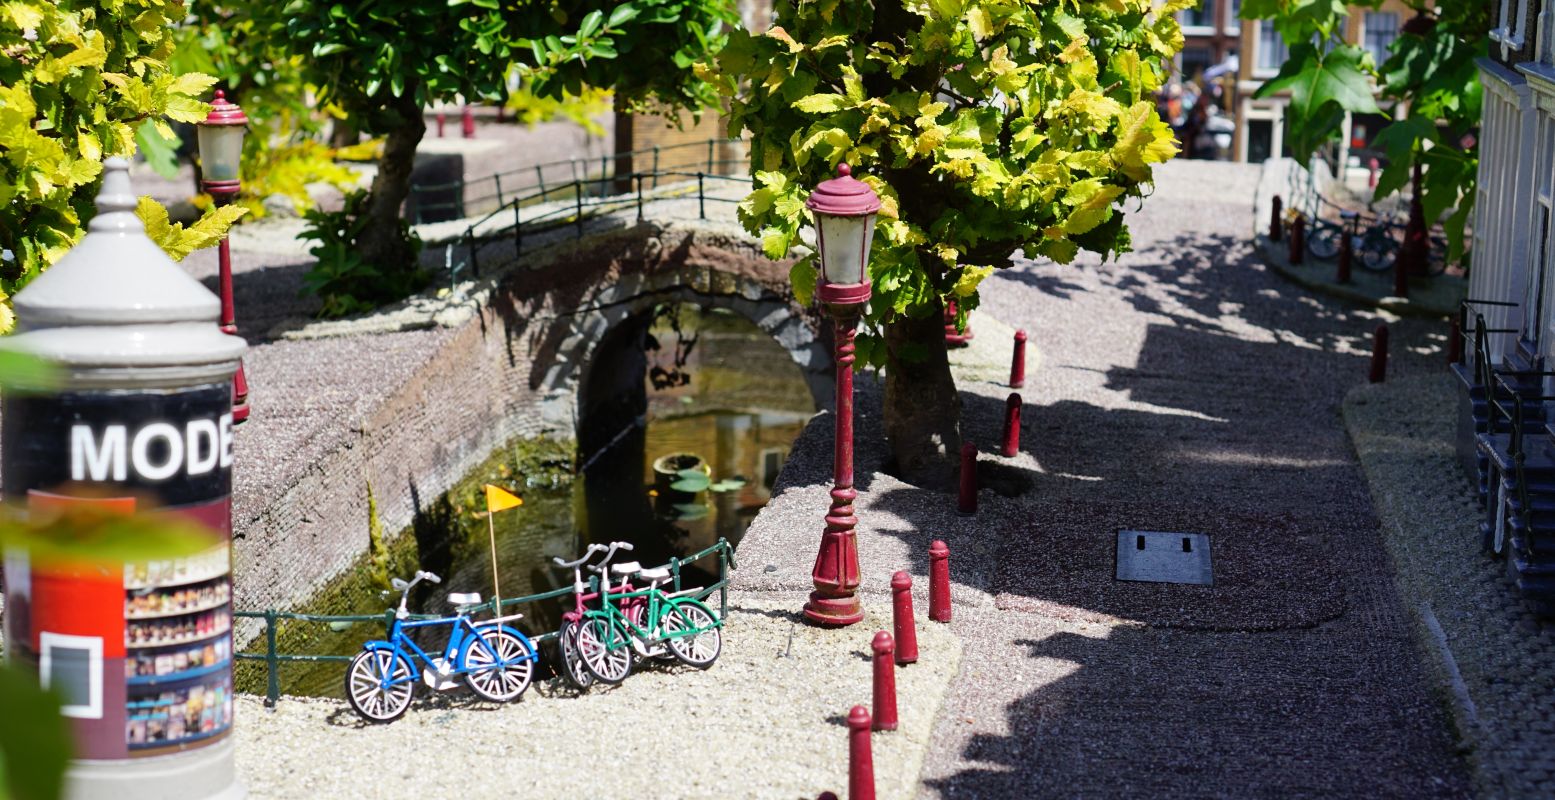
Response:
789,255,817,306
792,93,850,114
607,5,639,27
133,120,180,179
709,479,747,492
578,10,603,38
1257,43,1381,120
670,472,711,492
0,664,72,800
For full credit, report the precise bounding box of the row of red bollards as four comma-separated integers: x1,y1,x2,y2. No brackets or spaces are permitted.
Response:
832,543,953,799
435,106,479,139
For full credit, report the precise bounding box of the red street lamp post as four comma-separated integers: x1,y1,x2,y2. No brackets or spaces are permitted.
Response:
196,90,251,424
802,163,880,627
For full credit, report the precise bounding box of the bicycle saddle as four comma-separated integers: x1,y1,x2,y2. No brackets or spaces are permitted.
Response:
637,566,671,582
610,561,643,576
448,592,482,606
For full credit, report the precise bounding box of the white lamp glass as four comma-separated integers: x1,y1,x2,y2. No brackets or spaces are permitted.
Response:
197,125,246,183
817,213,875,285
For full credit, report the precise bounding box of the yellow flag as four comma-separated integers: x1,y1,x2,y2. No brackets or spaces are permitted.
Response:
484,484,523,514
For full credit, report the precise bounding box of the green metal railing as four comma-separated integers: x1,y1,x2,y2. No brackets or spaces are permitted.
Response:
451,168,754,278
234,537,736,707
410,137,747,223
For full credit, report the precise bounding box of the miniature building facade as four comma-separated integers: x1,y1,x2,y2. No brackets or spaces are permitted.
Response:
1453,0,1555,612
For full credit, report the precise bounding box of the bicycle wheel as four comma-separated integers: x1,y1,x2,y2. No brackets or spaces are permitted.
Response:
1358,232,1396,271
345,648,415,723
662,600,722,669
577,616,633,684
558,620,593,690
461,628,535,703
1306,226,1339,260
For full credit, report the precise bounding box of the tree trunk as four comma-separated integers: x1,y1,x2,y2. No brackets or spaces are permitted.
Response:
359,91,426,271
882,305,961,489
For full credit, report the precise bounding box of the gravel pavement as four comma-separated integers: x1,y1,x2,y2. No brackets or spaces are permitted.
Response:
1346,375,1555,797
739,158,1473,797
236,598,960,799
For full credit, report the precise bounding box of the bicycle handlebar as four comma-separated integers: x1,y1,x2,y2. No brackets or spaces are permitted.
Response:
553,543,609,570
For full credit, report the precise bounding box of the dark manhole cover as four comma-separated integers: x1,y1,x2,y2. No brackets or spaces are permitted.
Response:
1115,530,1213,585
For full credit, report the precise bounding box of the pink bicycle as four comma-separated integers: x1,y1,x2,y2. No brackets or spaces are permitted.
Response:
552,542,658,689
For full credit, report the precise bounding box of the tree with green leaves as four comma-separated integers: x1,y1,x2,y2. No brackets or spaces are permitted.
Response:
1246,0,1486,264
705,0,1183,485
0,0,228,323
260,0,737,286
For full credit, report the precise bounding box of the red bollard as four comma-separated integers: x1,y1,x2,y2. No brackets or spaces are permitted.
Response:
436,111,446,138
871,632,898,732
1448,317,1463,365
848,706,875,800
1370,323,1389,384
929,540,951,623
1000,393,1022,458
956,442,977,515
1393,245,1409,298
1368,157,1379,189
1010,329,1027,389
461,105,475,138
1288,214,1305,265
1270,195,1283,242
819,794,839,800
890,571,918,665
1337,228,1353,284
496,104,507,123
944,299,973,347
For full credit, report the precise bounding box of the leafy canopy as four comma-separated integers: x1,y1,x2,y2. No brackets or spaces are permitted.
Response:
705,0,1182,365
0,0,225,310
268,0,738,129
1247,0,1486,262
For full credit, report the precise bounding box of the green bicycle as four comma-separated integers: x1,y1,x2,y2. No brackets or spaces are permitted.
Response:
575,559,723,684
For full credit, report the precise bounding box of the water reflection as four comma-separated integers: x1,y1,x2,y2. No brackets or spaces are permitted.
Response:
256,305,814,697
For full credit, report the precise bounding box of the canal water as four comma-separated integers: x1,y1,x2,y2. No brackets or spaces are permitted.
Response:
241,304,815,697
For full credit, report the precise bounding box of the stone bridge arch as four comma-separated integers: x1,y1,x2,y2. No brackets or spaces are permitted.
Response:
482,217,832,445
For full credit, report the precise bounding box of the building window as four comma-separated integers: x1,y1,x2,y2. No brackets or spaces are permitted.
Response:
1364,12,1399,66
761,448,784,490
1181,46,1214,80
1226,0,1242,33
1495,0,1530,49
1256,20,1288,74
1180,0,1214,31
40,632,103,719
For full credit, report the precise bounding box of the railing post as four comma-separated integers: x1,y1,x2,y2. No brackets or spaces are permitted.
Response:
513,204,522,255
494,174,504,208
264,609,280,708
535,164,545,197
671,557,681,593
698,172,705,219
467,228,480,276
636,174,644,221
600,153,609,197
652,146,660,189
719,541,728,620
707,139,715,174
575,185,584,239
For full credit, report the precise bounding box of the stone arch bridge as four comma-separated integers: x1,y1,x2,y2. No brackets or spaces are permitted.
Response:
235,201,830,617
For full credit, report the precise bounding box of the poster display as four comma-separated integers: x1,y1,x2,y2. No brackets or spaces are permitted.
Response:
1,384,235,760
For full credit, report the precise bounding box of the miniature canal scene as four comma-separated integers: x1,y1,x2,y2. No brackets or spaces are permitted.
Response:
0,1,1544,798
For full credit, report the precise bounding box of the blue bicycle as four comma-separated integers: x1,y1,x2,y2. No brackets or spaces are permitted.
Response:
345,570,537,722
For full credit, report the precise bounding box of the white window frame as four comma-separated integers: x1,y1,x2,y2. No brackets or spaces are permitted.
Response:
39,632,104,719
1494,0,1531,57
1179,3,1215,37
1224,0,1241,36
1253,19,1287,78
1362,11,1400,68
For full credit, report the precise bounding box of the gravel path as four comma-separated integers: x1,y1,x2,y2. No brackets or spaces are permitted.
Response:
738,158,1472,797
1346,374,1555,797
236,598,960,799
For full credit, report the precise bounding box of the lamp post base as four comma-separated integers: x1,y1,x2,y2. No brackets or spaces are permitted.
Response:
803,591,864,626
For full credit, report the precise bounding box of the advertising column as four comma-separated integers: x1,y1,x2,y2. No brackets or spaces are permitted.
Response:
0,159,247,800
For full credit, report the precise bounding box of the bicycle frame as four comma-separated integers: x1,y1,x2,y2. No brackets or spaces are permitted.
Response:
588,585,710,653
366,613,535,690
